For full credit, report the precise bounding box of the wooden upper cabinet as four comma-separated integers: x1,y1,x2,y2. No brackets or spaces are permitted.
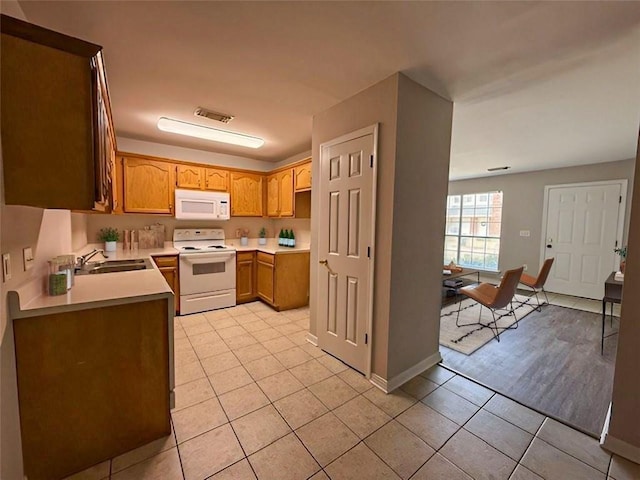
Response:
123,157,174,214
294,161,312,191
279,169,294,217
1,15,117,211
230,172,263,216
267,173,280,217
175,165,229,192
205,168,229,192
267,169,294,217
176,165,203,189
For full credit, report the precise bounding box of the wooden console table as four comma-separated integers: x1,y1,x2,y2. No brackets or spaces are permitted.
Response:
602,271,623,354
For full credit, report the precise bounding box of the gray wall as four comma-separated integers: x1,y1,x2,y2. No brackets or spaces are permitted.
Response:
387,75,452,378
448,159,635,278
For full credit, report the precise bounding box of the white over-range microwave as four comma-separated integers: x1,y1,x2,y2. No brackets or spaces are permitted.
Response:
174,189,230,220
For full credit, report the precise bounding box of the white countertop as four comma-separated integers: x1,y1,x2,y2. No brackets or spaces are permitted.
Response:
227,238,310,254
8,243,176,318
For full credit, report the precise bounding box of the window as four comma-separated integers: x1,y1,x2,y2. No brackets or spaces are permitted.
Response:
444,191,503,271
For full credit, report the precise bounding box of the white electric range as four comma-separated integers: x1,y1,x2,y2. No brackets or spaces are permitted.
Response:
173,228,236,315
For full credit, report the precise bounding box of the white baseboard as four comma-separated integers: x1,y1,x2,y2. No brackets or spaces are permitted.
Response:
369,351,442,393
370,374,388,392
306,333,318,346
600,403,640,463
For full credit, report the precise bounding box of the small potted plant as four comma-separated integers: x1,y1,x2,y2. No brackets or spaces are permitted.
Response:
259,227,267,245
614,245,627,273
98,227,119,252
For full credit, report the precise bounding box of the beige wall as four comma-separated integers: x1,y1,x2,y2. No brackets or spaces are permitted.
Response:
608,133,640,452
448,159,635,277
117,137,277,172
1,3,27,477
387,75,452,378
312,73,399,378
86,214,310,246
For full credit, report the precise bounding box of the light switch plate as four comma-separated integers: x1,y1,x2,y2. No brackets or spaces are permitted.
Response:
23,247,34,271
519,230,531,237
2,253,11,282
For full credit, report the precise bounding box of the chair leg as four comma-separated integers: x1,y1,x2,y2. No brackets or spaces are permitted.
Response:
489,309,500,342
455,297,464,327
542,288,550,306
533,289,542,312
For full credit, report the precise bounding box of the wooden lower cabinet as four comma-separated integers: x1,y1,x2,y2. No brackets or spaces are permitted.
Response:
236,251,257,303
14,299,171,480
256,251,310,311
256,252,275,305
152,255,180,314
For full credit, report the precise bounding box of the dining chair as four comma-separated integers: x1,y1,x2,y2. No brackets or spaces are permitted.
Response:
519,258,554,311
456,266,524,342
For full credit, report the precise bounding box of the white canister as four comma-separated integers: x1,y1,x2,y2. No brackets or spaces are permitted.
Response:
105,241,117,252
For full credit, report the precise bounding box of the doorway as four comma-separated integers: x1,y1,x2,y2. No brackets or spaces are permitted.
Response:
542,180,626,299
316,125,378,375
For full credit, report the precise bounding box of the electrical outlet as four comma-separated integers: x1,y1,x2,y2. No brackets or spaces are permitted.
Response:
523,264,528,271
519,230,530,237
2,253,11,282
23,247,34,271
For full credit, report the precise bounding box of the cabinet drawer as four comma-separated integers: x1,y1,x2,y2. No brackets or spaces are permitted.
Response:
257,252,275,265
237,251,256,263
152,255,178,268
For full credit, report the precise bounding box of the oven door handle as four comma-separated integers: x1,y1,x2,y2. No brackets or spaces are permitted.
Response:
181,253,235,264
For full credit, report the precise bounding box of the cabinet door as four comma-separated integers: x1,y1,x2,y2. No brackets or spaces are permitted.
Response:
267,173,280,217
205,167,230,192
230,172,264,216
159,267,179,314
256,253,275,305
236,251,256,303
294,161,312,191
152,255,180,314
279,169,294,217
176,165,203,189
123,158,174,214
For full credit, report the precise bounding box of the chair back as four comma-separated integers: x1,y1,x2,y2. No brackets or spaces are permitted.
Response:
492,266,525,309
532,258,554,289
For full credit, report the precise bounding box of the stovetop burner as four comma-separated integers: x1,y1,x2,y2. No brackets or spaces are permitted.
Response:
182,246,200,250
209,245,226,249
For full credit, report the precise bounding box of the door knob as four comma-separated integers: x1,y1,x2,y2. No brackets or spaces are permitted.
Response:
319,259,336,275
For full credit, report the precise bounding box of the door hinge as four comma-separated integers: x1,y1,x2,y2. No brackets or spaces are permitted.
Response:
619,195,622,203
370,155,374,168
616,240,619,248
365,333,368,344
367,246,371,258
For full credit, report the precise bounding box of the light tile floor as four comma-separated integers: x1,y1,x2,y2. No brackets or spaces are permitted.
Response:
66,301,638,480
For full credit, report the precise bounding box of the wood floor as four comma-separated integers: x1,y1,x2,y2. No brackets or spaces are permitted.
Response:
441,304,618,436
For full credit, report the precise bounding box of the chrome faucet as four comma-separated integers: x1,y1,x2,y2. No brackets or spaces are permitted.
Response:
76,249,108,268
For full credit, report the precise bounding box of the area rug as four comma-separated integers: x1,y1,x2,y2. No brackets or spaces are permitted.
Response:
440,294,539,355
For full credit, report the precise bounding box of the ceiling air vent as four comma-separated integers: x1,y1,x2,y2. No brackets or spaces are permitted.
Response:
487,166,511,172
194,107,234,124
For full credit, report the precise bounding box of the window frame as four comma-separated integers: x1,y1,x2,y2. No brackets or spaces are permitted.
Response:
444,191,503,272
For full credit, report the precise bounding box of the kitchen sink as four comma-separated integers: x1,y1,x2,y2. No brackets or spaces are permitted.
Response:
76,258,153,275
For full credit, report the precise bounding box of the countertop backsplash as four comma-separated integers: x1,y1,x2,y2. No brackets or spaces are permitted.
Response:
85,213,311,246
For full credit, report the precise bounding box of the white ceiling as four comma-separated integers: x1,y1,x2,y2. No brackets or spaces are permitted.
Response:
17,1,640,179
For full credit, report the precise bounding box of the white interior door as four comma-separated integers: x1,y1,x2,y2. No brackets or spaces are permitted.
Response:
543,182,625,299
317,128,377,374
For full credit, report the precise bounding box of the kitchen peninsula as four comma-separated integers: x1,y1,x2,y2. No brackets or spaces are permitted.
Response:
8,250,175,480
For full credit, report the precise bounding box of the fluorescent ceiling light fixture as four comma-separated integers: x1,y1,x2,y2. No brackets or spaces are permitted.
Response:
157,117,264,149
